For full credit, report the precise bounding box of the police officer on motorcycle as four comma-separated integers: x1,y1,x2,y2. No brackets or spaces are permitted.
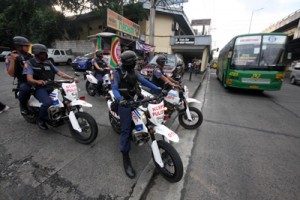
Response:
152,55,180,89
6,36,33,115
112,50,161,178
91,50,110,95
23,44,80,130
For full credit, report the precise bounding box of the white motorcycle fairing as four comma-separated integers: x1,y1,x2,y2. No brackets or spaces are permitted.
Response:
151,140,164,167
186,97,201,104
153,124,179,143
69,110,82,132
86,74,98,84
70,99,92,107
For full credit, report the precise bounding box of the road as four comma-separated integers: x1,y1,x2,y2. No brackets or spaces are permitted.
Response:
1,62,299,200
142,69,300,200
181,70,300,200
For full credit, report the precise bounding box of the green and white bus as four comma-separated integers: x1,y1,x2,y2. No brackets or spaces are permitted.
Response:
216,33,288,91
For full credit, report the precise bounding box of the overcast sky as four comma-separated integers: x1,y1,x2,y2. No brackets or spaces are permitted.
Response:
183,0,300,50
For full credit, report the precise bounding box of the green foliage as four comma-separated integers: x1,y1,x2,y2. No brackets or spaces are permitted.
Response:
124,2,148,23
0,0,70,47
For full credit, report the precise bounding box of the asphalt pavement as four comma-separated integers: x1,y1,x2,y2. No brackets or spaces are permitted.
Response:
0,63,205,200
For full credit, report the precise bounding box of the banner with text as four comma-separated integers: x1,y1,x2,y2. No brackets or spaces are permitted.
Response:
107,8,140,38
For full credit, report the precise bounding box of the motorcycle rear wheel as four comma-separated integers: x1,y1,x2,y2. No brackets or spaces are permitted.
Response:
85,81,96,96
153,140,183,183
23,111,38,124
178,107,203,129
69,112,98,144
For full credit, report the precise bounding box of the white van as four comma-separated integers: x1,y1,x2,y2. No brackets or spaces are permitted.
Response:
48,49,74,65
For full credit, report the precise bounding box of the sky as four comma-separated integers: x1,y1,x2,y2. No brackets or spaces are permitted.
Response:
183,0,300,50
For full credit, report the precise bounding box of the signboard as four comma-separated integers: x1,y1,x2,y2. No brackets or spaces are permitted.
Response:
158,0,188,5
136,41,155,52
110,36,121,68
191,19,211,26
107,8,140,38
175,38,195,44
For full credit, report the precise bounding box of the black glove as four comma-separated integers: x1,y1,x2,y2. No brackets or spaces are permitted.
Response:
103,68,110,74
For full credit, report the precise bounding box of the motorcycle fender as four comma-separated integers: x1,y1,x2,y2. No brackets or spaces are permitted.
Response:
86,74,98,84
151,140,164,168
71,100,92,107
186,98,201,104
153,125,179,143
69,111,82,132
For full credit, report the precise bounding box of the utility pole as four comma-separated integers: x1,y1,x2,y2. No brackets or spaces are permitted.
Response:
149,0,157,59
248,8,263,33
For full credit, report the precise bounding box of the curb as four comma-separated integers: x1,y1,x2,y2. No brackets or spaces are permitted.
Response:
129,70,208,200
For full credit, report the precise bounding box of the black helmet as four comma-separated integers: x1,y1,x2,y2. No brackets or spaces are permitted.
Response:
13,36,30,46
156,55,167,65
95,50,103,57
121,50,137,69
32,44,48,55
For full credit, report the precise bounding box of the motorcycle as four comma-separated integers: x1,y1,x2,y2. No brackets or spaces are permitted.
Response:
141,82,203,129
84,70,111,97
13,79,98,145
107,91,183,183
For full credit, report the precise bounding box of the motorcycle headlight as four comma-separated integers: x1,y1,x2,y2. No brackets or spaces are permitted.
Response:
142,113,147,124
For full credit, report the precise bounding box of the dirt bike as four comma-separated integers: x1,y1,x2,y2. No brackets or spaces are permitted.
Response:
107,91,183,183
84,69,111,97
141,82,203,129
13,79,98,144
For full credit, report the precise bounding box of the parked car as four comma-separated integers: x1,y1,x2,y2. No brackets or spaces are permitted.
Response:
140,54,185,80
0,51,11,62
48,49,74,65
290,61,300,85
72,52,94,71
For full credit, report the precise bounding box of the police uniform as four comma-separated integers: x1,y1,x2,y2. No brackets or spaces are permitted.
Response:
112,68,160,153
23,58,59,122
92,58,108,92
152,65,166,89
6,52,33,109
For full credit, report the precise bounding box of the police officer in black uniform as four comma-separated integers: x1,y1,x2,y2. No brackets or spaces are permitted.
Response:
91,50,110,95
6,36,33,115
112,50,161,178
23,44,80,130
152,55,180,89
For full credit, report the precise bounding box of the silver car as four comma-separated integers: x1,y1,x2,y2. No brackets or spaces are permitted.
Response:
290,62,300,85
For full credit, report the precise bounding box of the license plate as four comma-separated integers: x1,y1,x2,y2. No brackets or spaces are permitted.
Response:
241,78,270,84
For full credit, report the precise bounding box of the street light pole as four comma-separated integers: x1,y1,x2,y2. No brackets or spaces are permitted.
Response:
248,8,263,33
149,0,157,59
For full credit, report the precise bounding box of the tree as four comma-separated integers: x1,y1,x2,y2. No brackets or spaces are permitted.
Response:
0,0,69,47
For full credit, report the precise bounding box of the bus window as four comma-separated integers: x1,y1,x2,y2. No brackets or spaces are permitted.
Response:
231,35,261,69
259,35,286,67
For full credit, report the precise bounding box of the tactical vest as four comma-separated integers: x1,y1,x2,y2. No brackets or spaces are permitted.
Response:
14,52,33,83
94,58,107,74
117,69,140,100
151,66,165,88
29,59,55,81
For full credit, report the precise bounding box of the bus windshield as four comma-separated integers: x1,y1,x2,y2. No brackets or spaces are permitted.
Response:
231,35,287,71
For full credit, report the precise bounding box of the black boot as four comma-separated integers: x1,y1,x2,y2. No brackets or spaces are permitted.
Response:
20,104,28,115
122,152,136,179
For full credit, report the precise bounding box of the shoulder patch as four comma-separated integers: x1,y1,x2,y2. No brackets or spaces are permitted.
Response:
24,62,29,68
156,69,161,73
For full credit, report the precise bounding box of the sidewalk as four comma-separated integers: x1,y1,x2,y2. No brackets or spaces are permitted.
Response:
0,65,206,200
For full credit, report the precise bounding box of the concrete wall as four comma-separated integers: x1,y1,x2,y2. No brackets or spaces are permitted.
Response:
53,40,95,56
141,13,174,53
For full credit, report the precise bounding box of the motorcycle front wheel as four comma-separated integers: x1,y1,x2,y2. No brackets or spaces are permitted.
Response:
153,140,183,183
69,112,98,144
178,107,203,129
85,81,96,96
